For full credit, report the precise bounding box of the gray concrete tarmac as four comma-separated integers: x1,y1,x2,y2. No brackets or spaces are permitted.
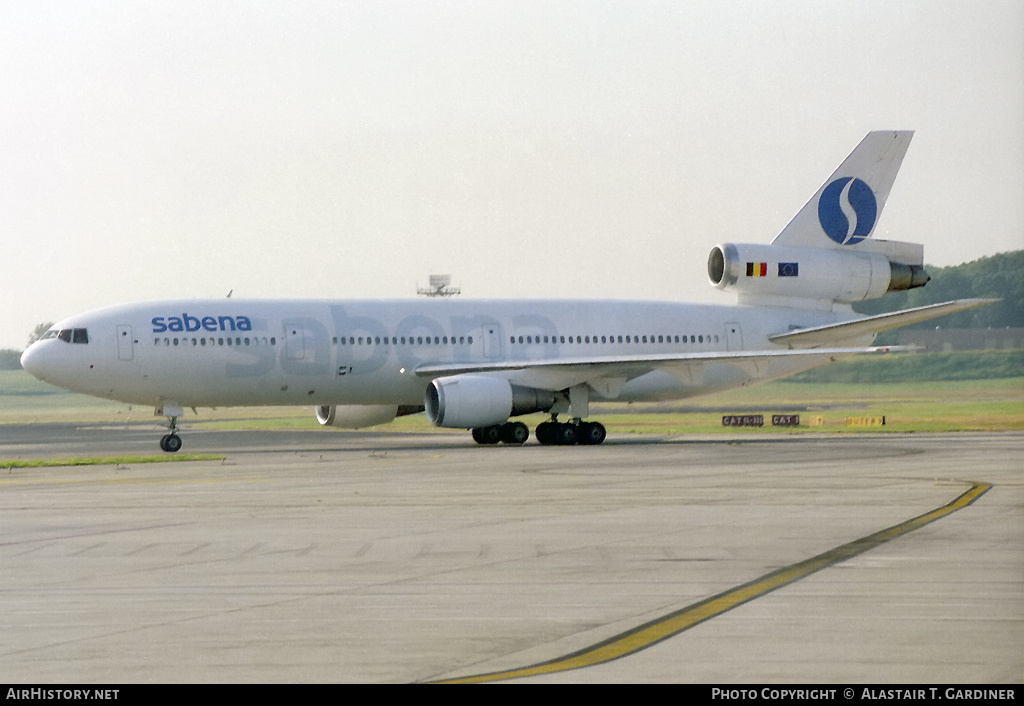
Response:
1,424,1021,683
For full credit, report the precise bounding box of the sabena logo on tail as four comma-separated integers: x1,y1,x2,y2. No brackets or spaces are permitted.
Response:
772,130,913,250
817,177,877,245
709,131,928,306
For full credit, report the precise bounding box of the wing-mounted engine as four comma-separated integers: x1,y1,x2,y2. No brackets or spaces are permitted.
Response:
425,375,557,429
315,404,400,429
707,241,929,307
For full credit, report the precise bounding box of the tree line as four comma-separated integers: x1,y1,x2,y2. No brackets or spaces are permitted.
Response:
855,249,1024,330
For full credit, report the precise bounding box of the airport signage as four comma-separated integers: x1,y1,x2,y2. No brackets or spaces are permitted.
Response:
722,415,764,427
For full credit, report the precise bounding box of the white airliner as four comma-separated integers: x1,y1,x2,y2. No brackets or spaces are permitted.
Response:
21,131,991,452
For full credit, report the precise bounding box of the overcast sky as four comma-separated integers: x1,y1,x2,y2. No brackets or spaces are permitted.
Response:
2,1,1022,349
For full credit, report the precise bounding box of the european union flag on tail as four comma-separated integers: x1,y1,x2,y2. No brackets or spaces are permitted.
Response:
778,262,799,277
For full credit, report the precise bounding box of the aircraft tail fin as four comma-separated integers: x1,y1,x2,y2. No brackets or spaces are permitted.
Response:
708,131,930,310
772,131,914,252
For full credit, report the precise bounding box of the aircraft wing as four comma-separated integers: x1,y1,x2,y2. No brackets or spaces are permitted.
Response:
413,297,996,394
414,346,886,394
768,299,998,348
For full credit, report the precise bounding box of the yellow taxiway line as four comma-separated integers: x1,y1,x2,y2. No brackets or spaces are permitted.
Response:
432,481,991,683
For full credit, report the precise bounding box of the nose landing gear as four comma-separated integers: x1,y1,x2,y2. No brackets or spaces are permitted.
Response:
156,403,185,453
160,430,182,453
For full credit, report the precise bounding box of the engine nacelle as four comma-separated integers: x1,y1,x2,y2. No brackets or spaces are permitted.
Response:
425,375,556,429
707,243,928,304
315,404,399,429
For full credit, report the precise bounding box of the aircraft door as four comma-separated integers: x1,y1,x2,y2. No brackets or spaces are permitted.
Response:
481,325,501,359
116,325,134,361
284,323,305,361
724,322,743,351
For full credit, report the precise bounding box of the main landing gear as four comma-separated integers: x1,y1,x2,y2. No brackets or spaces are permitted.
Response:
470,384,607,446
470,417,607,446
471,421,530,445
535,417,606,446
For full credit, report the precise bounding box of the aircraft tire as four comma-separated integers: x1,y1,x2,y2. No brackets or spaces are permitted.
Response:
472,425,502,445
577,421,606,445
160,434,182,453
535,421,562,445
556,423,577,446
500,421,529,445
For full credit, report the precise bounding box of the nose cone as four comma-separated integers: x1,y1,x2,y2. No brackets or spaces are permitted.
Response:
21,344,43,379
20,343,53,383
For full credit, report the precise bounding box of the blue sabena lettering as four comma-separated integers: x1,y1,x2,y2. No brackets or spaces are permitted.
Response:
152,314,253,333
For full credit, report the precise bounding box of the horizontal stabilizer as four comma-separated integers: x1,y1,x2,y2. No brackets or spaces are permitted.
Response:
768,299,998,348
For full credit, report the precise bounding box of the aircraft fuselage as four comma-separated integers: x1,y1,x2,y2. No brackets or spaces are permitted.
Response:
21,297,854,410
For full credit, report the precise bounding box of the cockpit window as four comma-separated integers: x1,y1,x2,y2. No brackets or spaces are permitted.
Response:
55,328,89,344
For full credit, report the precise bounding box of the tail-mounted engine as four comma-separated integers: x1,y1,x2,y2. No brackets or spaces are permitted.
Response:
707,242,929,305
